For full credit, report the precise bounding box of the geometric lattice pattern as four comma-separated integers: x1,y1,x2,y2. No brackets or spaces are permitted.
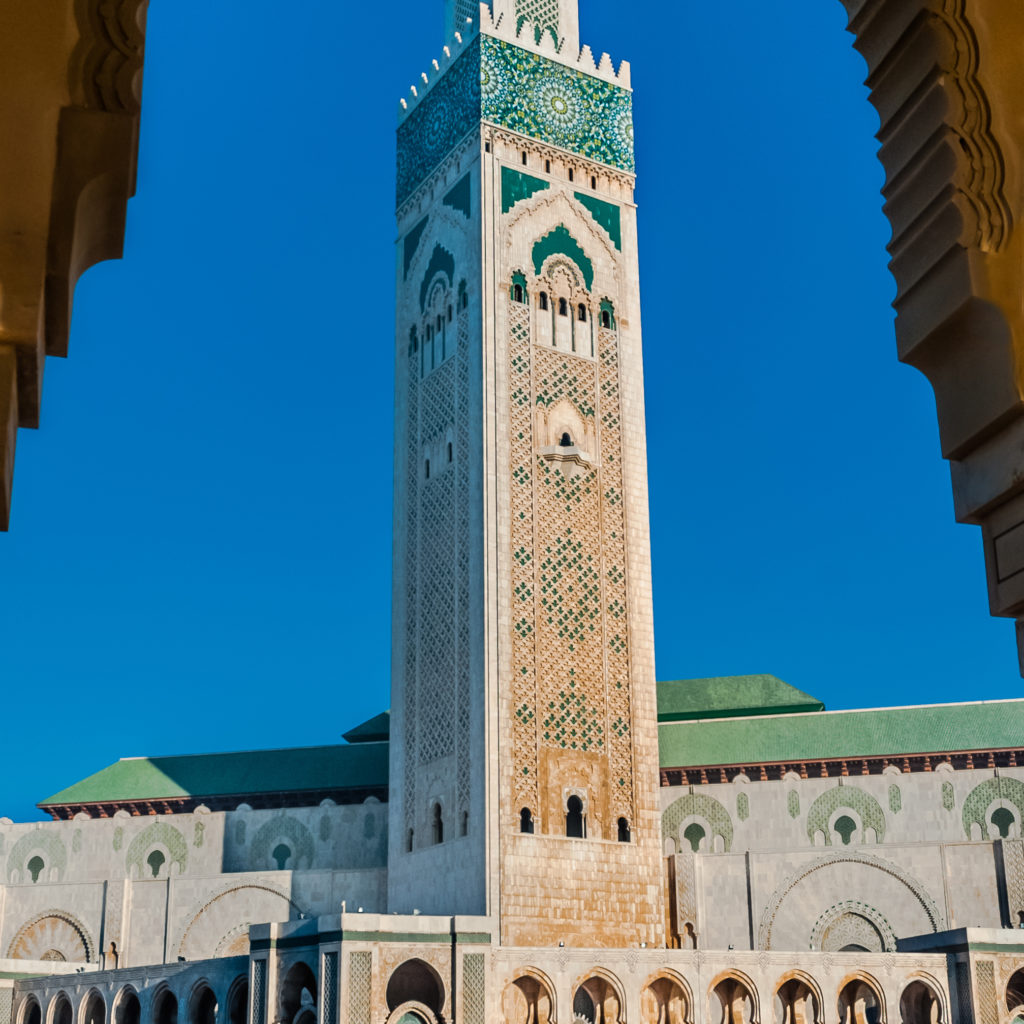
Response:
397,38,634,206
805,786,886,846
661,792,734,852
348,952,372,1024
404,290,473,839
251,959,266,1024
515,0,560,44
974,960,998,1024
462,953,486,1024
508,288,635,827
321,952,338,1024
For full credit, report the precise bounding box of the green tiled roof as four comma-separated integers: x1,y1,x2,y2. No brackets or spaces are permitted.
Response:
39,742,388,807
659,699,1024,768
656,674,824,722
342,711,391,744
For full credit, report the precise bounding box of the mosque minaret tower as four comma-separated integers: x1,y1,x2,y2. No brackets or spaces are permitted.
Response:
389,0,663,946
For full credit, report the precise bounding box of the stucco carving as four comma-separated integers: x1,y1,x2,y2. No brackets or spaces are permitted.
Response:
7,910,94,963
757,851,943,950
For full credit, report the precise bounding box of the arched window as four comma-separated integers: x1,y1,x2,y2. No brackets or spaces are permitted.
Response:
538,291,548,311
577,304,587,322
617,818,631,843
834,815,857,845
559,432,572,447
271,844,291,870
431,803,443,845
590,175,596,189
27,856,44,883
519,808,534,834
992,807,1016,838
600,309,611,329
436,314,442,331
683,822,705,852
146,849,166,877
558,298,568,317
513,283,524,303
566,796,585,838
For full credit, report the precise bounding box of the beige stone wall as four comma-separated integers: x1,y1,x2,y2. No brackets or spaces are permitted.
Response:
485,127,662,948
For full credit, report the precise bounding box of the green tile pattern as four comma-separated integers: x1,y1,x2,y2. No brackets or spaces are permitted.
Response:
657,674,824,723
889,784,902,814
532,225,594,289
963,776,1024,839
574,192,621,250
502,167,549,213
444,174,472,218
788,790,801,819
737,792,750,821
806,785,886,846
481,38,633,173
540,675,602,749
659,700,1024,768
396,36,634,207
403,217,428,278
662,792,734,851
125,821,187,876
41,742,389,808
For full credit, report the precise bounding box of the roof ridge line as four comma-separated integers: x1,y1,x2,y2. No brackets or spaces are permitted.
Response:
657,695,1024,727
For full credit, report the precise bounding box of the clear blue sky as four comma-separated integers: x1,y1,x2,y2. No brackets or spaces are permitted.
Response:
1,1,1017,823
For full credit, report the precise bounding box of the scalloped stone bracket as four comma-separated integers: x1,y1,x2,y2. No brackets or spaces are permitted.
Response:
0,0,149,529
840,0,1024,672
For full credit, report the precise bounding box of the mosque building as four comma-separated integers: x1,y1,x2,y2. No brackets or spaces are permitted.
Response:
2,1,1024,1022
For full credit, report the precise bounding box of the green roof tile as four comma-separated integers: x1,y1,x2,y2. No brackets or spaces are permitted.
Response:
40,742,388,808
342,711,391,744
659,699,1024,768
656,674,824,722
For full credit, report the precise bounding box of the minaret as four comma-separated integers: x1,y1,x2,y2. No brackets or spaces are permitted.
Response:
389,0,663,947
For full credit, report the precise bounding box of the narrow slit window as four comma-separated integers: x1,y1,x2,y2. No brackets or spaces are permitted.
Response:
425,459,430,480
447,442,453,463
566,796,585,838
545,159,551,173
485,141,491,153
578,304,587,322
590,175,597,189
568,168,574,182
513,283,524,303
558,298,568,317
601,309,611,329
521,151,527,166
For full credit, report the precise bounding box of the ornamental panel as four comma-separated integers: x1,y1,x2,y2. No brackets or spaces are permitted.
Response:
397,37,634,207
